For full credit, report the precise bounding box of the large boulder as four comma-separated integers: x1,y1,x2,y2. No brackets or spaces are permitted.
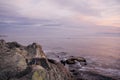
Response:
0,40,74,80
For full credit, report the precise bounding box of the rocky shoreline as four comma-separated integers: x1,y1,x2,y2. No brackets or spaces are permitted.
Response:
0,39,74,80
46,52,117,80
0,40,117,80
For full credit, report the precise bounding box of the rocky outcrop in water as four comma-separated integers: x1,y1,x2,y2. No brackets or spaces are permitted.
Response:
60,56,87,65
0,40,74,80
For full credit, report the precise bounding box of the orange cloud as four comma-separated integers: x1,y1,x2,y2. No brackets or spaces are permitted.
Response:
96,16,120,27
71,13,95,25
72,13,120,27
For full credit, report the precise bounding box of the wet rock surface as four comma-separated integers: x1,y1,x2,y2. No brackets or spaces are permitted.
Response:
0,40,74,80
46,52,118,80
62,56,87,65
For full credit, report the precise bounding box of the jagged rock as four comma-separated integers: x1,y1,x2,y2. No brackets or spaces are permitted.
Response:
0,40,74,80
27,58,50,70
60,56,87,65
7,42,23,49
0,40,28,80
26,43,46,58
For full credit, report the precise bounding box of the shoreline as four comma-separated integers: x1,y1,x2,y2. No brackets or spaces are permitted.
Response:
0,39,119,80
46,51,120,80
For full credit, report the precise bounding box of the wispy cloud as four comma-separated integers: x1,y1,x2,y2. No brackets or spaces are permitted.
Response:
0,0,120,27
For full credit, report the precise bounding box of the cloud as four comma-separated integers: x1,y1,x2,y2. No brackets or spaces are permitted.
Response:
1,0,74,19
69,0,120,27
0,0,120,27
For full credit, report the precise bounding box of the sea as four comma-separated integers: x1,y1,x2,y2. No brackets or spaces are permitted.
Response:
0,24,120,79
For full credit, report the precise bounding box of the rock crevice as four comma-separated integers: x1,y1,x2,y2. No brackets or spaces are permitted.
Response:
0,40,74,80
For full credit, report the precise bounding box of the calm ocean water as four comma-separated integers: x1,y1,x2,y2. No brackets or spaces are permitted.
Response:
0,25,120,78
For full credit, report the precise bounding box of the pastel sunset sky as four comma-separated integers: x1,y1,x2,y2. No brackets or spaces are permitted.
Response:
0,0,120,28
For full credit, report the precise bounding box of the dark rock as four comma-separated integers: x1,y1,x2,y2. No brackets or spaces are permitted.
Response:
60,60,66,65
48,58,58,64
0,39,74,80
70,69,76,72
15,67,32,78
66,58,76,64
76,57,87,65
28,58,51,70
7,42,23,49
62,56,87,65
73,72,79,76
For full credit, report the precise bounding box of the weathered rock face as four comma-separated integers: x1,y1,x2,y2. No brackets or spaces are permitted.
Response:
0,40,74,80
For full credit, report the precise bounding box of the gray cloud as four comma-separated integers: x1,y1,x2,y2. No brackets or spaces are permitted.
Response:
52,0,100,16
0,0,120,27
53,0,120,17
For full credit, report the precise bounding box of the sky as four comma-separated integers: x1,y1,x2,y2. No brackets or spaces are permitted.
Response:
0,0,120,28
